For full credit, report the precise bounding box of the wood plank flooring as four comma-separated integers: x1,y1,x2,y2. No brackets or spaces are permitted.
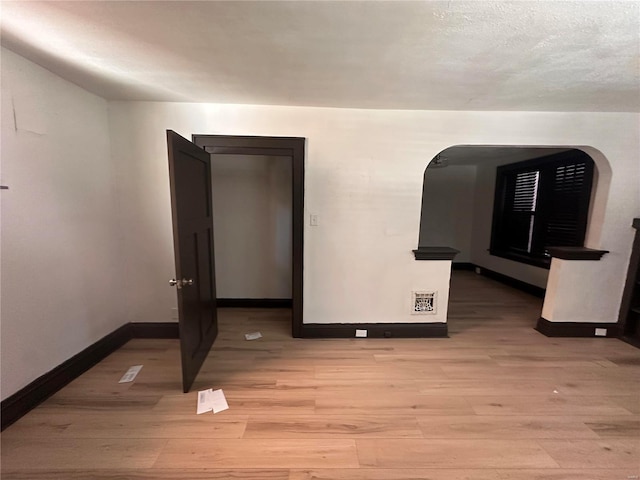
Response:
2,271,639,479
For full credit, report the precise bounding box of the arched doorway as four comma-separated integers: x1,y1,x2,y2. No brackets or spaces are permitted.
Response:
418,145,607,334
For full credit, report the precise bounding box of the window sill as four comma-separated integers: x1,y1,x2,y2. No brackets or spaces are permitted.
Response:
489,249,551,269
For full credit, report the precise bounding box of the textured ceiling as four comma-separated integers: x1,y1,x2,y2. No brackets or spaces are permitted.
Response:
1,1,639,111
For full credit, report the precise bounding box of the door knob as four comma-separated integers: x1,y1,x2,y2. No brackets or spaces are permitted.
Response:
169,278,194,288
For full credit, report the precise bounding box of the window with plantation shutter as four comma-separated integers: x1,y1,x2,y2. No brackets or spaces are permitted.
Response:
490,150,594,268
544,161,592,247
503,169,539,253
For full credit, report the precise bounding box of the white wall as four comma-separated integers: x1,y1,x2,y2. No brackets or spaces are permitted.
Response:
419,165,477,262
211,154,292,298
108,102,639,327
1,49,122,400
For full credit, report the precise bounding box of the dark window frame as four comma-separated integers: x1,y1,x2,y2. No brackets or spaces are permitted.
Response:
490,150,594,269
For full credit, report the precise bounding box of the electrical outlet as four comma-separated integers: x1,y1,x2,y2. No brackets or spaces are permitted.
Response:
355,329,367,338
595,328,607,337
310,214,319,226
171,308,179,320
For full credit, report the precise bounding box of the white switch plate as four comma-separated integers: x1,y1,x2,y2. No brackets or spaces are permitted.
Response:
310,214,319,226
595,328,607,337
355,329,367,338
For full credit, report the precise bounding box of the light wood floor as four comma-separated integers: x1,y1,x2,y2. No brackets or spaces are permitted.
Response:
2,271,639,479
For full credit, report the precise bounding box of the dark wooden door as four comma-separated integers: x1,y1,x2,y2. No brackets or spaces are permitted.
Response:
167,130,218,392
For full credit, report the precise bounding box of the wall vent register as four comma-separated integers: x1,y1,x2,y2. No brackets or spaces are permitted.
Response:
412,291,436,315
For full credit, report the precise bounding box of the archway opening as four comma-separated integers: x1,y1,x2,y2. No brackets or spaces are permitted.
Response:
418,145,608,334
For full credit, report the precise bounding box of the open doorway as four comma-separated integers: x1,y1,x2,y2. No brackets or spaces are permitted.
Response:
210,154,293,306
192,135,305,338
419,146,600,334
